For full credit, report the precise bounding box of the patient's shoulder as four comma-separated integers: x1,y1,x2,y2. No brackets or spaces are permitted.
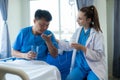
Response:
21,26,31,31
20,26,32,33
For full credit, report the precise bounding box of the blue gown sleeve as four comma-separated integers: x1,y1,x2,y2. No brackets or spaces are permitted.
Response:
12,29,24,51
44,30,58,49
50,33,58,48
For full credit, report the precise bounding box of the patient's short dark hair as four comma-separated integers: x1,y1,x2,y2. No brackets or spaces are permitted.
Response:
34,9,52,22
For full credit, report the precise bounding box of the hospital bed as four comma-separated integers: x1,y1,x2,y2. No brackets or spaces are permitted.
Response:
0,57,61,80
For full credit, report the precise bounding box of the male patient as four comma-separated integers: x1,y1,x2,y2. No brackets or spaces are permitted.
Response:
12,9,58,61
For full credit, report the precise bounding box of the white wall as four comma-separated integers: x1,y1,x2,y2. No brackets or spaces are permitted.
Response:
8,0,30,44
21,0,30,27
107,0,114,78
8,0,22,44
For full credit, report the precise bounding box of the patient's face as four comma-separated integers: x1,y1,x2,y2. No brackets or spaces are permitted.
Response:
34,19,49,34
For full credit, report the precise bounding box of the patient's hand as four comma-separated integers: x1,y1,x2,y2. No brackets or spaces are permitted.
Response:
24,51,36,59
41,34,52,42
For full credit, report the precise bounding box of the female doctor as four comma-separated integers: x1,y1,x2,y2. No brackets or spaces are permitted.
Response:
58,5,107,80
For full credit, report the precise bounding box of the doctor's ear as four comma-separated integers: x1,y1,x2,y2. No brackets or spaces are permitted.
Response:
56,39,59,43
86,18,91,23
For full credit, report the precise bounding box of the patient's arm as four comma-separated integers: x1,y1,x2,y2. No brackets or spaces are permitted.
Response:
41,34,58,57
12,49,36,59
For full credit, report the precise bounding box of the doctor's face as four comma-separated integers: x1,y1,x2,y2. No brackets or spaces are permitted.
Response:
34,18,49,34
77,11,90,27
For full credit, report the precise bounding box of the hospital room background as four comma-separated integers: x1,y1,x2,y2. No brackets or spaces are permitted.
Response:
0,0,120,80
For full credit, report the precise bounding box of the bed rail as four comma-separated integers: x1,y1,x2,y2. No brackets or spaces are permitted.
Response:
0,64,29,80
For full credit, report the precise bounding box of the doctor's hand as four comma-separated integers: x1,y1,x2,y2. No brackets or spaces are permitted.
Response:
71,43,86,53
24,51,36,59
41,34,52,42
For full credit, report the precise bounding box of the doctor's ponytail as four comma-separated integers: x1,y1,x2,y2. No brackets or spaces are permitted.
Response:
80,5,102,32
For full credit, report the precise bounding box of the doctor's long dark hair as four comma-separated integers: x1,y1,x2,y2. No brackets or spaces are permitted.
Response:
80,5,102,32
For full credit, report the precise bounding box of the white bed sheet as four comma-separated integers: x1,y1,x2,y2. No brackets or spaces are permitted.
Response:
0,60,61,80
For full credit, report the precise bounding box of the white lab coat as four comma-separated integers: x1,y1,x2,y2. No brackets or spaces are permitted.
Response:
58,26,107,80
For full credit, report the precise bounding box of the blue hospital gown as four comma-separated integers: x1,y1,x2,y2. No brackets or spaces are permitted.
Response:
13,26,58,61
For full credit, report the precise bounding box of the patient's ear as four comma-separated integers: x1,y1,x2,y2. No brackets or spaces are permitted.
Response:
33,19,35,23
33,19,37,24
